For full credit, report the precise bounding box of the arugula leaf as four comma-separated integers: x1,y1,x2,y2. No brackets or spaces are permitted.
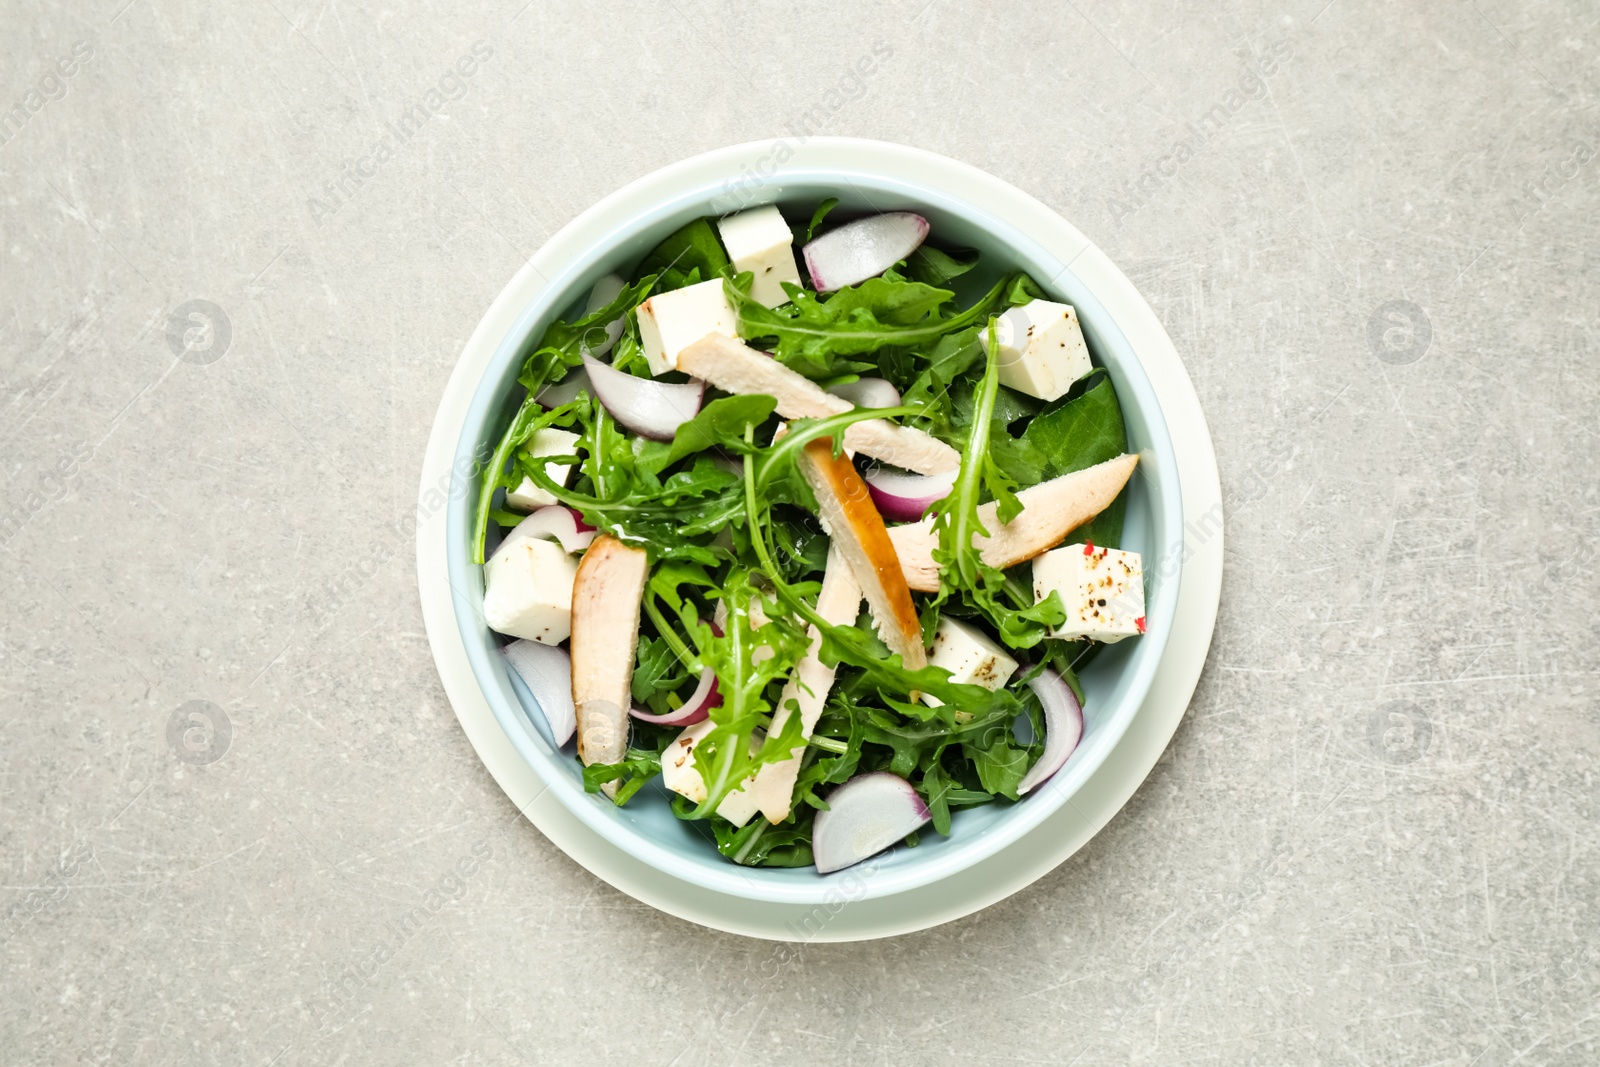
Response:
633,218,730,291
583,745,664,805
906,244,979,286
925,323,1065,648
713,815,814,867
471,396,581,564
803,197,838,243
682,569,811,818
962,733,1030,799
727,272,1021,379
517,277,658,395
633,394,776,476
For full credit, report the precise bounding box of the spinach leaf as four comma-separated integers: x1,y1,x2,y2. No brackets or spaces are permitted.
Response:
634,218,730,291
1021,372,1128,544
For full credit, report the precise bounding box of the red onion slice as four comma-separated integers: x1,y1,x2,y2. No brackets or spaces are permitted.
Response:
502,506,595,554
803,212,930,291
503,639,576,747
629,666,720,726
1016,667,1084,795
630,618,723,725
812,772,932,874
536,367,589,407
826,377,901,409
581,354,704,441
863,465,956,522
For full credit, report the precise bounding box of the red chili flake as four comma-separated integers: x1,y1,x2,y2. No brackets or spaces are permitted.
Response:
1083,542,1095,555
1135,616,1147,634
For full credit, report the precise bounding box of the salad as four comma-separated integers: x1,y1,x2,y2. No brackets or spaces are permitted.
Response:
474,199,1144,874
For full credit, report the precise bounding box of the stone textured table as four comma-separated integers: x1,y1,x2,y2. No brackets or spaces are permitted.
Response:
3,1,1596,1064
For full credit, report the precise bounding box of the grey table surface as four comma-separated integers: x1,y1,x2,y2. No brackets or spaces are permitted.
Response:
3,0,1597,1064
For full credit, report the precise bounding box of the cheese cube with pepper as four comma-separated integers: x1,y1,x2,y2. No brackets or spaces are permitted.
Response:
922,617,1019,708
978,299,1093,402
716,205,803,308
1033,543,1146,643
483,535,578,645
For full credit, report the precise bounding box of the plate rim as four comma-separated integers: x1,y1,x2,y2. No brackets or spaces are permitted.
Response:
416,137,1223,938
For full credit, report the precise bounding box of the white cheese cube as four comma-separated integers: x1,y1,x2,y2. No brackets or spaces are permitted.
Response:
716,206,803,308
922,617,1019,708
483,535,578,645
978,299,1093,402
1033,543,1145,643
636,278,739,376
660,719,765,825
504,428,581,511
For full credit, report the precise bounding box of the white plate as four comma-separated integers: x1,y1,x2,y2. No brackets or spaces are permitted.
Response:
417,139,1222,940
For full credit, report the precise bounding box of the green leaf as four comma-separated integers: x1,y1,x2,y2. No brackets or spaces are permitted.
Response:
583,746,664,805
1021,373,1129,544
925,323,1062,648
633,218,730,291
906,245,979,286
471,396,582,564
962,734,1031,800
517,277,658,394
728,272,1020,379
712,815,815,867
633,394,776,476
803,197,838,243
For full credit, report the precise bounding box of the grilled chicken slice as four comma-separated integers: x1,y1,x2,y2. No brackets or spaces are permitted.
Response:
798,437,925,670
754,545,863,823
676,333,959,476
569,534,648,796
890,453,1139,592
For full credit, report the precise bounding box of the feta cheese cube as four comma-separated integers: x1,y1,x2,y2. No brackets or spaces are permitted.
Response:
1033,543,1145,643
660,718,765,825
716,206,803,308
483,535,578,645
504,428,581,511
923,617,1019,708
978,299,1093,402
636,278,739,376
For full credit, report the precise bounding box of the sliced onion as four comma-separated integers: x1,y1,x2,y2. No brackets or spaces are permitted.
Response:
502,506,595,554
1016,668,1084,795
803,212,930,292
503,639,576,747
629,618,722,726
581,273,626,359
812,772,932,874
826,377,901,409
629,667,720,726
536,367,590,407
582,353,703,441
863,465,956,522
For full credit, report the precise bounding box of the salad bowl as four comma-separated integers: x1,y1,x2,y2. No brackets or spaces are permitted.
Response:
437,139,1183,905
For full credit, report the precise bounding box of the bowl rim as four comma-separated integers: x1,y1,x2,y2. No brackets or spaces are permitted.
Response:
441,139,1183,904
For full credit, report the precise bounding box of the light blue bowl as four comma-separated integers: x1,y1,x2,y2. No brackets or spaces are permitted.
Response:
445,153,1181,904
